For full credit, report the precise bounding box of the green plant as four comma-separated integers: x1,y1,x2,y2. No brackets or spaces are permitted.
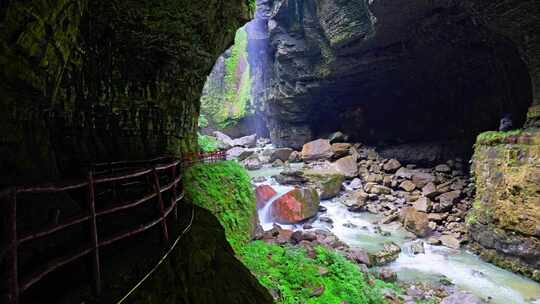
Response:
198,114,209,128
197,133,219,152
238,241,398,304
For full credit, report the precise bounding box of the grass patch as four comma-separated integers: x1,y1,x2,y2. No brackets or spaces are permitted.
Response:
476,130,522,146
183,161,256,248
239,241,398,304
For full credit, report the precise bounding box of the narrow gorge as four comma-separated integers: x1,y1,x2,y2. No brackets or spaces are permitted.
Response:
1,0,539,304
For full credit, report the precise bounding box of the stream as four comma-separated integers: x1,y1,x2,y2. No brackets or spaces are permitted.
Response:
249,165,540,304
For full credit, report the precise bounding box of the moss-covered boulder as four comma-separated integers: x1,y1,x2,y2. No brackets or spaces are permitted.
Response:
304,168,345,200
183,161,260,247
469,129,540,281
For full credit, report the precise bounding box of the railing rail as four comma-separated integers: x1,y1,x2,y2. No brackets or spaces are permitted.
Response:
1,150,226,304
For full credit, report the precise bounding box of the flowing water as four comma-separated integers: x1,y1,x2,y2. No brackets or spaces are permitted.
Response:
249,165,540,304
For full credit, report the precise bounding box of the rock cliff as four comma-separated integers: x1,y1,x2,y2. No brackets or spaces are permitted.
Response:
0,0,252,185
263,0,536,150
470,130,540,281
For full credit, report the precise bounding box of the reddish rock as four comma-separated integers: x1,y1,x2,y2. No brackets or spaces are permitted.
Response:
301,139,333,161
272,187,320,224
255,185,278,209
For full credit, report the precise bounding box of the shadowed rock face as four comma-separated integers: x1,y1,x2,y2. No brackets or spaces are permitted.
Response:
0,0,252,185
263,0,534,149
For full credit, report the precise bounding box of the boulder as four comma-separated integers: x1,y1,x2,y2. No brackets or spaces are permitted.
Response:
328,131,348,143
272,159,284,167
301,139,333,161
413,197,432,212
365,173,383,183
331,143,352,159
439,235,461,249
333,156,358,178
273,169,308,185
435,164,452,173
347,249,371,266
255,185,278,209
288,151,302,163
252,176,267,183
270,148,294,162
440,291,482,304
377,268,397,282
369,242,402,266
346,178,363,190
422,182,440,198
213,131,234,148
238,150,255,161
383,159,401,173
400,207,431,237
226,147,246,159
275,229,294,244
272,187,320,224
304,168,345,199
365,183,391,195
347,190,368,212
428,212,448,222
243,155,262,170
232,134,257,148
407,240,425,255
436,190,461,211
399,180,416,192
395,167,414,179
411,172,436,188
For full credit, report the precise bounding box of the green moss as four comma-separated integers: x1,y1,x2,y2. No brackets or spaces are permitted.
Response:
197,133,219,152
200,26,252,129
238,241,398,304
475,130,523,146
183,161,257,249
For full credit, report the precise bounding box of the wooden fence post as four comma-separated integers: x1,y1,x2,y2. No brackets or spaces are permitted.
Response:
5,189,19,304
171,165,178,221
87,172,102,296
152,168,169,243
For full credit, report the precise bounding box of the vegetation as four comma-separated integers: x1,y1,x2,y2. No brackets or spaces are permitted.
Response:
183,161,257,248
239,241,397,304
197,133,219,152
200,26,253,129
475,130,522,145
183,162,401,303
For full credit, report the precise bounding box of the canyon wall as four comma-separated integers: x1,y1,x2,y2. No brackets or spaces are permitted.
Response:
470,130,540,281
0,0,252,185
263,0,535,151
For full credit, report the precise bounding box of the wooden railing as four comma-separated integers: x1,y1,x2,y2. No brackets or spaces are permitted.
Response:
1,151,226,304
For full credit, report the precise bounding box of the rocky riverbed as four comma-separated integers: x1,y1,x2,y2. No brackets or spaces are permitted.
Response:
216,131,540,304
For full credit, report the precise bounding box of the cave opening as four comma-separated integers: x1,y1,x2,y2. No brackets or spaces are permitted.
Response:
297,7,532,164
